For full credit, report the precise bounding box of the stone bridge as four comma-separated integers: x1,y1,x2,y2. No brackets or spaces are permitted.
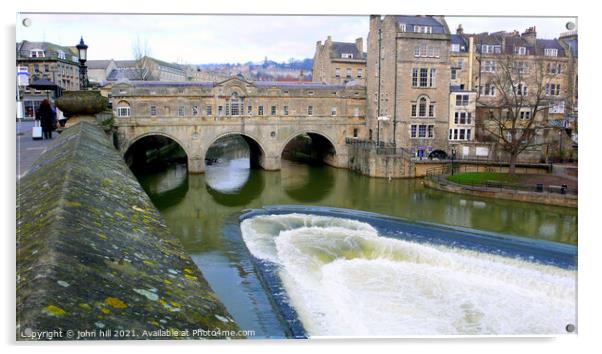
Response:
115,115,366,173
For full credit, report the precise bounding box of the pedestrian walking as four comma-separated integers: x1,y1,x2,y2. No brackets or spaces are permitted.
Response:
37,99,56,140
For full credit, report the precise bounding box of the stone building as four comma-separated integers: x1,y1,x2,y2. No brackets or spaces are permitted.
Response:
366,15,452,158
459,26,577,161
16,40,81,118
312,36,367,85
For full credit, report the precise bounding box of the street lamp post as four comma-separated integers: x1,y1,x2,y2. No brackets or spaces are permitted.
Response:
76,37,88,90
451,147,457,175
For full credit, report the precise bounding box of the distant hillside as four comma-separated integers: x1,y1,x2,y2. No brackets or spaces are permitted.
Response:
193,58,313,81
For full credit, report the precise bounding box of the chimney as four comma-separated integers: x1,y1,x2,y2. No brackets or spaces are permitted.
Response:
355,37,363,55
299,70,304,82
326,35,332,43
521,26,537,46
456,24,464,35
316,40,322,50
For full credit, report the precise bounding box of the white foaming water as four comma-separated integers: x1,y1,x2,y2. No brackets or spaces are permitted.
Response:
240,214,576,336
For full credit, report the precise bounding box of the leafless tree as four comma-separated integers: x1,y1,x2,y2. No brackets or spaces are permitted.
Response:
132,37,151,81
478,55,556,175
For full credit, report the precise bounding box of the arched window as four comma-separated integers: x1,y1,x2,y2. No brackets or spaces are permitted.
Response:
116,100,131,117
412,96,435,118
227,92,243,116
419,97,427,117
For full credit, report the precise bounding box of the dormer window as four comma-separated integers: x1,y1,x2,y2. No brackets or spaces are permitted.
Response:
481,45,501,54
414,25,432,34
29,49,45,58
57,50,65,59
515,46,527,55
399,23,407,32
341,53,354,59
451,44,460,52
544,48,558,57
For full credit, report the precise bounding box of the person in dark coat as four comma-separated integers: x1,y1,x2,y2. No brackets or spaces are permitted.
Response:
38,99,56,139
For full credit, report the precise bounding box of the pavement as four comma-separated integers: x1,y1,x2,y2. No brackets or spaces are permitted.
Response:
16,119,57,179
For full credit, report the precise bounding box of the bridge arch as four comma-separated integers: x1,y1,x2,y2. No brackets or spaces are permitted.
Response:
204,132,268,169
124,132,191,172
280,130,338,167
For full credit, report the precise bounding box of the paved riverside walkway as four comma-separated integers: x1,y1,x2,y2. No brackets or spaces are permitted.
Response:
16,119,56,179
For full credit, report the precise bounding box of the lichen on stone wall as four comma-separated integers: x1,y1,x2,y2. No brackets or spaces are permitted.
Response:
16,122,241,340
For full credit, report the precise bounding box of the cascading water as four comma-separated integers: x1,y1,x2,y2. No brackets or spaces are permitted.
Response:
240,213,576,337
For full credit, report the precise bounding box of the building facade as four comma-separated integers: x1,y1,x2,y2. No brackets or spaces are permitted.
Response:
366,15,453,157
312,36,367,85
17,40,81,118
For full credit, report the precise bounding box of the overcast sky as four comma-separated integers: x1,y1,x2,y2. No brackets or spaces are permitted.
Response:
16,13,576,64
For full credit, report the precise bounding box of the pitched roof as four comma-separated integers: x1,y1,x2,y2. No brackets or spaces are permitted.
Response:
329,41,363,60
450,35,468,51
16,40,79,61
87,60,113,69
564,39,578,57
394,16,447,34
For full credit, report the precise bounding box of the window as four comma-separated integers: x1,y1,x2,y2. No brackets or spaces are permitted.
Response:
415,45,440,58
150,105,157,116
335,68,340,78
353,107,359,117
451,68,457,80
284,105,289,115
427,125,434,138
520,111,531,120
515,61,528,74
454,129,458,140
411,125,417,138
346,68,352,78
206,105,212,116
248,105,253,115
192,105,199,116
515,46,527,55
29,49,45,58
399,23,407,32
341,53,354,59
544,48,558,57
459,129,465,140
412,68,418,87
483,60,496,73
419,98,427,117
467,129,471,141
456,59,464,70
357,69,363,78
44,64,49,72
258,105,264,116
547,63,562,74
414,25,432,34
456,94,469,106
546,83,561,96
451,44,460,52
178,106,185,117
481,83,496,96
331,107,337,116
428,104,435,117
481,45,501,54
515,83,528,96
218,106,223,116
419,68,428,87
117,107,130,117
418,125,427,138
271,106,276,115
57,50,65,59
307,105,313,116
449,129,453,140
228,92,242,116
550,101,565,114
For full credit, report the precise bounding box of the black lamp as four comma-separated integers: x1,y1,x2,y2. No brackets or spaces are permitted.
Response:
76,37,88,90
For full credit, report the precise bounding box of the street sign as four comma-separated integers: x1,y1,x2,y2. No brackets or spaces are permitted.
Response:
17,66,29,86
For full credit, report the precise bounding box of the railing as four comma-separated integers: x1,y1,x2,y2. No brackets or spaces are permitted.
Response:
346,138,413,159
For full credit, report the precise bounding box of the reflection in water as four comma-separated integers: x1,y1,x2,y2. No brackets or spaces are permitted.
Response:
281,160,335,203
136,141,578,338
206,158,252,194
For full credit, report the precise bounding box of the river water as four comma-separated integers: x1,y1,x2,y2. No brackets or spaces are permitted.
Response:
135,140,577,338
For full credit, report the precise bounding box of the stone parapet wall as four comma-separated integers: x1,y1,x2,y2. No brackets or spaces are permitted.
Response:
17,122,240,340
424,177,577,208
